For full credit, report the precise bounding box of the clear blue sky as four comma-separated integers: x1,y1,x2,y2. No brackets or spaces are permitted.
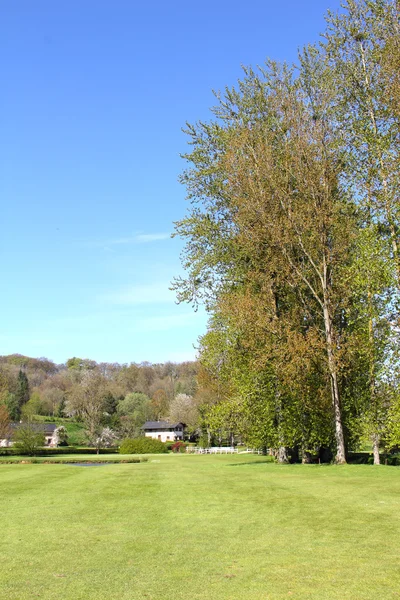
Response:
0,0,342,365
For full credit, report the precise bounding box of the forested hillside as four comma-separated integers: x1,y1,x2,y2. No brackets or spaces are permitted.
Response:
0,354,203,441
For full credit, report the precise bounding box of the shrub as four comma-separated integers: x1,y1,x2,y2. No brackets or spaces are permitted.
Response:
13,422,45,456
164,440,186,451
119,437,168,454
94,427,118,451
0,446,119,456
53,426,69,446
171,441,187,453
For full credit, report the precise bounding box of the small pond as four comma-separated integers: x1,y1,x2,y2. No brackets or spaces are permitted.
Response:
66,462,112,467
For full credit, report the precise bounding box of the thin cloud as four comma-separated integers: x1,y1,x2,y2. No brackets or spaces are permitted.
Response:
83,232,171,248
135,233,170,243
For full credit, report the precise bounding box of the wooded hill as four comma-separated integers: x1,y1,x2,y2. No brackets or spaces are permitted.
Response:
0,354,203,442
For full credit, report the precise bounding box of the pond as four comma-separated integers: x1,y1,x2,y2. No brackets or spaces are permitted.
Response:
65,462,112,467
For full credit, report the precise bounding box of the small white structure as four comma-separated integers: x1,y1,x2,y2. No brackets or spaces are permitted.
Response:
142,421,185,443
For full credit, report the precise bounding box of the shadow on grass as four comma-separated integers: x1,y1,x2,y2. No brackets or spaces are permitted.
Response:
227,459,276,467
227,460,335,467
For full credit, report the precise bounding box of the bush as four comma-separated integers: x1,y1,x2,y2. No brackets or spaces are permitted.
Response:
198,435,210,448
171,441,187,453
40,447,118,455
0,446,119,456
119,437,168,454
164,440,186,451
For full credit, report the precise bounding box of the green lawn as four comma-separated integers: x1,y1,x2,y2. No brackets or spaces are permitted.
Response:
32,417,87,445
0,455,399,600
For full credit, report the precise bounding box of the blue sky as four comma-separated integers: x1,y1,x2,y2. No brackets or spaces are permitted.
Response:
0,0,342,365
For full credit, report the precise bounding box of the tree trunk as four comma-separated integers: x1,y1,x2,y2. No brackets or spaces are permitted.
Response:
323,304,346,464
277,446,289,464
302,450,313,464
372,434,380,466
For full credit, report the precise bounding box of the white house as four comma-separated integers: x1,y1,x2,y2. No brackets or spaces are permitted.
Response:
142,421,185,443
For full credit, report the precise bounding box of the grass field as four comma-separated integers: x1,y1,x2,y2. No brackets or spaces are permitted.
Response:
1,455,399,600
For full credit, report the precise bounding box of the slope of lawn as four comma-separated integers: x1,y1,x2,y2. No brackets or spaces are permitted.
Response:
32,416,87,446
0,455,399,600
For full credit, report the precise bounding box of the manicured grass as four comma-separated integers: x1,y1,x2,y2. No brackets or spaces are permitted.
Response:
0,455,399,599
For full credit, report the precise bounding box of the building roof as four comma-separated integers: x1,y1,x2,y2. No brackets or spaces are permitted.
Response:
10,422,57,434
142,421,185,430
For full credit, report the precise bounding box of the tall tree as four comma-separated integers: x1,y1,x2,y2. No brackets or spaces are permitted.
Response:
15,370,30,416
174,61,359,462
68,371,108,443
322,0,400,285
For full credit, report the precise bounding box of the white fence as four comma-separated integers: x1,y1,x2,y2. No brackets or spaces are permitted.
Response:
186,446,264,455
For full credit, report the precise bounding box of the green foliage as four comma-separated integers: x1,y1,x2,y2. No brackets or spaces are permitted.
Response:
172,0,400,464
103,392,118,416
117,392,151,416
13,421,45,456
4,393,19,421
29,417,87,446
386,391,400,450
56,397,66,418
197,434,211,448
15,370,29,417
66,357,96,371
117,392,152,438
21,392,44,419
119,437,168,454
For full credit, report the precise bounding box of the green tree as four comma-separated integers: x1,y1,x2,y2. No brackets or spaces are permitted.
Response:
56,396,66,418
66,357,96,371
4,393,19,421
13,420,45,456
174,60,359,462
117,392,152,438
21,392,44,419
15,370,30,414
322,0,400,285
0,404,11,441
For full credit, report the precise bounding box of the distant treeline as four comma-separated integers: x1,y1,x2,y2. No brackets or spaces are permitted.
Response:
0,354,204,441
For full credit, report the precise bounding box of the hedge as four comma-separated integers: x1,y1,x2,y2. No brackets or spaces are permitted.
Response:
119,437,168,454
0,446,119,457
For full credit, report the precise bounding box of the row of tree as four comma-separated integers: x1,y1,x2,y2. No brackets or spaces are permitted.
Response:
173,0,400,463
0,354,205,445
